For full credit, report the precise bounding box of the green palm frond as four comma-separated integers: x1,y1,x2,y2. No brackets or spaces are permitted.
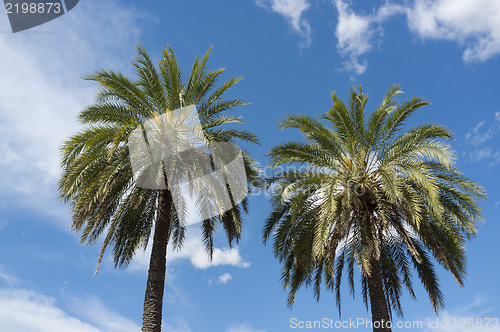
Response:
263,85,485,318
59,44,260,273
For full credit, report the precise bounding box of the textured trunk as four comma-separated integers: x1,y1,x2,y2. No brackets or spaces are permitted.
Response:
367,255,392,332
142,189,172,332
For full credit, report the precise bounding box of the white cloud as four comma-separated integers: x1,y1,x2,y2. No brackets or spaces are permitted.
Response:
466,114,500,145
256,0,312,47
0,0,144,225
333,0,405,75
466,121,497,145
332,0,500,75
129,227,250,272
0,288,139,332
190,246,251,270
218,272,233,284
68,296,140,332
465,113,500,166
408,0,500,62
259,0,500,73
226,322,267,332
334,0,371,75
468,148,500,163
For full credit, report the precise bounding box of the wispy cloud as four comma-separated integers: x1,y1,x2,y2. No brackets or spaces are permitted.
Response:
467,148,500,165
0,266,17,287
0,0,144,226
465,112,500,166
0,288,139,332
256,0,312,47
466,113,500,145
227,322,267,332
67,295,140,332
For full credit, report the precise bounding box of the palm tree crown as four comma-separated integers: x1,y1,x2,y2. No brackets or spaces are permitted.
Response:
263,85,485,327
59,45,259,331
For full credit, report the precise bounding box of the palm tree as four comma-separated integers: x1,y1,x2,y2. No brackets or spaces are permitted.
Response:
263,85,485,332
59,45,259,332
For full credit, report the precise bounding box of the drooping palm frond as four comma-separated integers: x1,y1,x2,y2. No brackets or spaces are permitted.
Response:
264,84,485,318
59,45,260,271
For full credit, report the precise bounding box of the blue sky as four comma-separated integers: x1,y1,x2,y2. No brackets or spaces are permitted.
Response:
0,0,499,331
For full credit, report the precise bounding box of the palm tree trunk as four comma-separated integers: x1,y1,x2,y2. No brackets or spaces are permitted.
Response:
367,255,392,332
142,189,172,332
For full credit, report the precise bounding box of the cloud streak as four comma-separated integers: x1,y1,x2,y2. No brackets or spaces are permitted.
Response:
227,322,267,332
256,0,312,47
0,288,139,332
465,112,500,167
0,266,17,287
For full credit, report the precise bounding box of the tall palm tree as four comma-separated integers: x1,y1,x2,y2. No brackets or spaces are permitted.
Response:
263,85,485,332
59,45,259,332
